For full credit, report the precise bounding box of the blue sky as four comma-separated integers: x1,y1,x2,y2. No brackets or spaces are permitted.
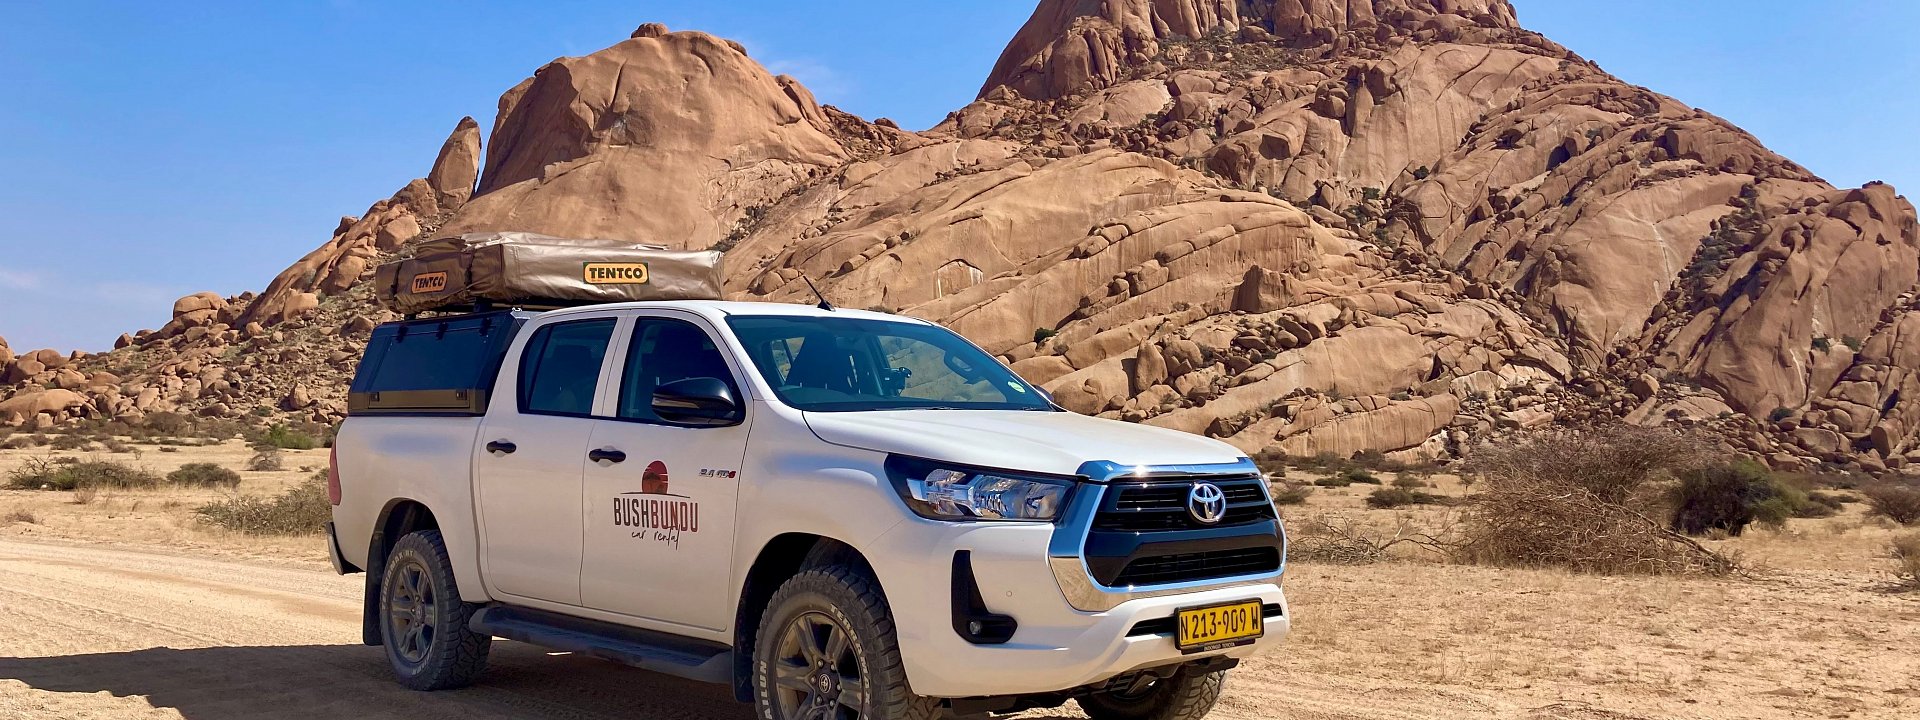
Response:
0,1,1914,353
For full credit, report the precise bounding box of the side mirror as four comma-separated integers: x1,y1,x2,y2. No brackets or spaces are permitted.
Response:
652,377,742,427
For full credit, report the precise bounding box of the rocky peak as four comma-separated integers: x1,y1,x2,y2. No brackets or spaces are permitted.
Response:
447,28,852,248
981,0,1525,101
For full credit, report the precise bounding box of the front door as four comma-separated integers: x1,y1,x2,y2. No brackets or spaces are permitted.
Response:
581,314,748,630
475,317,618,605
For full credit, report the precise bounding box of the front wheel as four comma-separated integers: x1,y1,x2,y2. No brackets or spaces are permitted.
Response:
751,565,942,720
1077,669,1226,720
379,529,492,690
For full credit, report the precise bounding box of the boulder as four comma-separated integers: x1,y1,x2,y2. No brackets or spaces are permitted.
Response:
425,116,483,210
0,389,88,421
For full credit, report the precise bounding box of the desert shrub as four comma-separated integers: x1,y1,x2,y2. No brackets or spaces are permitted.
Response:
1366,487,1446,509
49,434,92,451
252,423,320,450
167,463,241,488
5,458,161,491
0,436,32,450
1270,483,1311,505
1458,425,1735,575
1312,477,1350,488
158,446,179,453
1339,467,1382,485
247,448,285,472
1863,483,1920,525
1251,448,1288,479
141,411,194,436
1893,534,1920,588
1768,407,1793,422
1033,328,1057,344
4,509,37,524
102,438,135,454
1287,514,1450,564
1804,490,1852,509
194,473,330,534
1391,475,1427,489
71,484,98,505
1670,460,1800,536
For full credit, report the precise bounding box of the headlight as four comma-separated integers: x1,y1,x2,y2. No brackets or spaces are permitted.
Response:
884,455,1074,522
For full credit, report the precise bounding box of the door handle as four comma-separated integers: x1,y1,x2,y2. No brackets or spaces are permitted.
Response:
485,440,517,455
588,448,627,464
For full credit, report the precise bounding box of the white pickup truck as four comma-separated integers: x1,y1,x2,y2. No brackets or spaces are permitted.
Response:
326,300,1289,720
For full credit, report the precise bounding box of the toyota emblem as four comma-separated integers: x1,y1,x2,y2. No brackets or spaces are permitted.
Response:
1187,482,1227,524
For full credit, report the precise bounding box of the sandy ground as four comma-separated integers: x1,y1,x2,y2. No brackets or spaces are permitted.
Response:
1,442,1917,719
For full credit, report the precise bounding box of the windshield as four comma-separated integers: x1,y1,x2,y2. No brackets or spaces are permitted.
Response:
725,315,1056,413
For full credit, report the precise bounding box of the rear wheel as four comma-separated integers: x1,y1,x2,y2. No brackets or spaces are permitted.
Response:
751,565,941,720
380,530,491,690
1077,669,1226,720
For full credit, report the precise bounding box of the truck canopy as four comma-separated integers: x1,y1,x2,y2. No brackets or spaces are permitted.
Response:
348,310,531,416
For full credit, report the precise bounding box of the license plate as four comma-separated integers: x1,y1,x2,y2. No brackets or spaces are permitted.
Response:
1174,600,1265,653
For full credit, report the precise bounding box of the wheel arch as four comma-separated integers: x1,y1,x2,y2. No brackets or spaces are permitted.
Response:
360,497,443,646
731,532,880,702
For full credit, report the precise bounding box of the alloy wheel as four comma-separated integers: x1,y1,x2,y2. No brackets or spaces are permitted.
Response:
771,611,866,720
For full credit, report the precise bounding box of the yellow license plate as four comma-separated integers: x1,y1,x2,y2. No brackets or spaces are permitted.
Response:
1175,600,1265,653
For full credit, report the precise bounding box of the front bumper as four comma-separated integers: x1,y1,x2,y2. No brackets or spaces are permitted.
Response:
870,511,1289,699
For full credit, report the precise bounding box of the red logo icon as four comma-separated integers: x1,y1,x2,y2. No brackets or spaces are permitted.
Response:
642,460,670,495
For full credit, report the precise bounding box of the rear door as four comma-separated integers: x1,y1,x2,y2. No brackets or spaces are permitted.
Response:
580,311,750,630
474,316,620,605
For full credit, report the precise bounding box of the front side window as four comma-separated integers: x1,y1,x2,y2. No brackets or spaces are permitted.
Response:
617,318,739,422
518,319,616,416
726,315,1054,413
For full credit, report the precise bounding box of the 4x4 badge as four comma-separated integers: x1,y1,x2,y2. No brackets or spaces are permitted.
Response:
1187,483,1227,524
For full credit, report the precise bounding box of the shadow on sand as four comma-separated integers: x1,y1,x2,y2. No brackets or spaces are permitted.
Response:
0,641,753,720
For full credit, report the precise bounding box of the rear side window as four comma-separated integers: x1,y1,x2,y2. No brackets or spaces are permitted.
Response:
518,319,616,416
348,312,525,416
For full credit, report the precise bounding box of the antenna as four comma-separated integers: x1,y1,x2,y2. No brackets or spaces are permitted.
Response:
802,275,835,311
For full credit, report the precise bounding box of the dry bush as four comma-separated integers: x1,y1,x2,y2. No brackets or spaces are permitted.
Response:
167,463,242,488
247,448,285,472
1366,487,1446,509
48,434,93,451
194,473,330,535
1286,513,1453,564
6,457,161,491
4,509,38,525
102,438,135,454
71,484,99,505
1892,534,1920,589
1863,483,1920,525
1269,483,1311,505
1458,425,1737,575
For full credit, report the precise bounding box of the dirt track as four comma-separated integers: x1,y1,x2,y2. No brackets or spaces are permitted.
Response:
0,538,1510,720
4,537,1914,720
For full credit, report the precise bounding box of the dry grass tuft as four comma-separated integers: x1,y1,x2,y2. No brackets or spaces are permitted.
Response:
1287,513,1452,565
1893,533,1920,589
1458,425,1737,575
3,508,38,524
246,448,285,472
1862,482,1920,525
194,473,330,535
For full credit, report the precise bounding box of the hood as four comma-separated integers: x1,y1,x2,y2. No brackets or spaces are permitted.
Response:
802,409,1246,477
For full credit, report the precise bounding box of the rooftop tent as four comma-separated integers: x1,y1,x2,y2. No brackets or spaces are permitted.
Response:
372,232,723,314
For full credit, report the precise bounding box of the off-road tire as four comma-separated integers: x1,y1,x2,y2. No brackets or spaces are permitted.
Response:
1077,669,1226,720
751,565,942,720
380,529,492,691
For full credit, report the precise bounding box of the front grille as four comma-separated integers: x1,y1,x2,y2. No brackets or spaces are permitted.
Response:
1112,547,1281,586
1094,475,1276,531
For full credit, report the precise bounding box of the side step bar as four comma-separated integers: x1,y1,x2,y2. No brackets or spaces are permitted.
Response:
468,605,733,685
